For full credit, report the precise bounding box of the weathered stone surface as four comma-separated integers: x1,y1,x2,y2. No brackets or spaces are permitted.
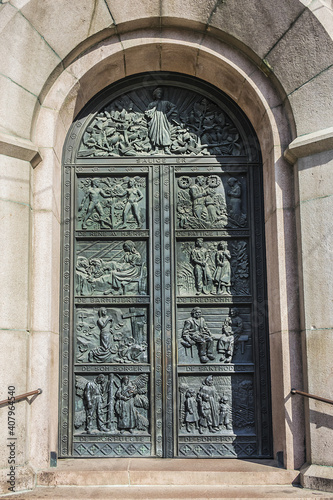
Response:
209,0,305,59
106,0,161,27
31,210,60,334
0,331,28,469
0,194,30,330
19,0,113,60
161,0,216,29
298,195,333,331
303,328,333,466
0,74,37,139
0,11,60,96
285,128,333,164
288,65,333,136
266,9,333,95
301,463,333,493
27,330,59,469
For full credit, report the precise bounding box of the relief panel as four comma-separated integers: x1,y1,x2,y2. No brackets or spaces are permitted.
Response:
77,87,244,158
178,374,255,436
177,239,250,297
176,174,247,230
76,176,147,231
177,306,252,366
74,373,150,436
75,306,148,364
75,240,148,296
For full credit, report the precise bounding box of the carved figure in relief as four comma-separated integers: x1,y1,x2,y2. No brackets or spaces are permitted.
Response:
197,376,220,433
83,374,109,433
79,179,110,229
78,88,244,158
76,256,93,295
178,238,250,297
88,307,117,363
189,176,209,219
114,374,149,433
145,87,177,154
76,307,148,365
190,238,213,295
213,241,231,295
217,308,244,363
181,307,215,364
184,389,199,433
102,240,142,295
219,396,232,431
227,177,247,226
122,179,144,227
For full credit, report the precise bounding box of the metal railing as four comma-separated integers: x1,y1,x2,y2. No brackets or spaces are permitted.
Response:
0,389,42,406
291,388,333,405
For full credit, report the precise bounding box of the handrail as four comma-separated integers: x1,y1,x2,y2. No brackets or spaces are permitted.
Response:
291,388,333,406
0,389,42,406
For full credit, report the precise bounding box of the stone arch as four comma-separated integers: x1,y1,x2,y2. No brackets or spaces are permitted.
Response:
28,35,302,470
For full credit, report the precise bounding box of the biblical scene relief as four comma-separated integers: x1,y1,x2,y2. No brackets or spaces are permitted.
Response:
176,175,247,229
74,373,149,435
77,176,146,230
177,238,250,296
75,240,147,296
75,307,148,364
179,375,255,435
78,87,244,157
178,307,251,365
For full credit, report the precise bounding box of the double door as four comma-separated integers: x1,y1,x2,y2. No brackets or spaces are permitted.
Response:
59,159,271,459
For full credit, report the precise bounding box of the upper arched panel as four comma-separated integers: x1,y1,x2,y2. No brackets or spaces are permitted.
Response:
65,73,261,163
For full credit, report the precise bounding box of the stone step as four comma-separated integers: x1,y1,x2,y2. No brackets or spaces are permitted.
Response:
36,459,300,487
4,484,332,499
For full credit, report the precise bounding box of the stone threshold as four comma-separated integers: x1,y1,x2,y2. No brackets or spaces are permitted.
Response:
36,458,300,487
2,484,331,499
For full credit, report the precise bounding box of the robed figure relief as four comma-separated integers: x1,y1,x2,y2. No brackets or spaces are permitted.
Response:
145,87,177,154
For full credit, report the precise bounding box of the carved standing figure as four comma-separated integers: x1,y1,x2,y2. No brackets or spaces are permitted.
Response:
123,179,143,227
189,176,208,219
197,375,220,433
213,241,231,295
83,374,109,433
219,396,232,430
114,375,137,433
181,307,215,363
79,179,110,229
145,87,177,154
190,238,212,295
184,389,199,433
227,177,242,216
88,308,116,363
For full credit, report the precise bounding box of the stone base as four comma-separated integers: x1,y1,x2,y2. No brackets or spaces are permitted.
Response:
300,464,333,493
4,484,332,499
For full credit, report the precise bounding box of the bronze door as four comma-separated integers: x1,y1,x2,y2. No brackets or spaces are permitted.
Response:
59,74,272,459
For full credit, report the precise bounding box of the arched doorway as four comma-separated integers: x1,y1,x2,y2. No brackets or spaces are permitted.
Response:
59,72,272,459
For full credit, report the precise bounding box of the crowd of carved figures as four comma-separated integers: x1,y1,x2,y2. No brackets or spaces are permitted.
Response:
179,374,255,434
75,373,149,434
77,176,146,230
176,175,246,229
76,307,148,364
78,87,243,158
180,307,249,364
